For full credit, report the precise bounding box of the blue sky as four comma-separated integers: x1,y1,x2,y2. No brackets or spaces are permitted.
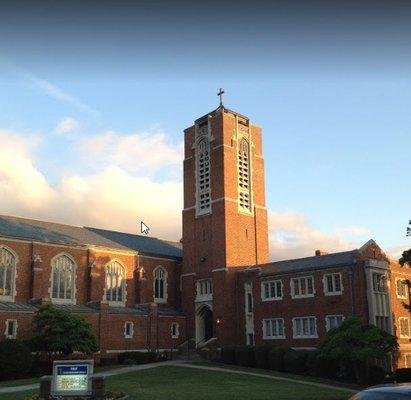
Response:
0,0,409,260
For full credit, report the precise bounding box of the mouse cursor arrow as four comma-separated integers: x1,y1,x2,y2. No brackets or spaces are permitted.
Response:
140,221,150,235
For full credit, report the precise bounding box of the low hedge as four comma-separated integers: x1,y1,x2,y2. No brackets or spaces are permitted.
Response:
0,339,33,380
117,351,157,365
235,346,255,367
268,347,289,372
254,345,275,369
283,349,309,374
396,368,411,383
221,346,237,364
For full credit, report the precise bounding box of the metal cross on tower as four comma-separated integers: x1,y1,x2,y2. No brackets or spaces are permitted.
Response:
217,88,225,107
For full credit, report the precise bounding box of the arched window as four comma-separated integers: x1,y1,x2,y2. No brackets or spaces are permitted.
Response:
238,138,251,211
0,247,16,300
51,254,75,302
105,261,126,304
154,267,167,303
196,138,211,215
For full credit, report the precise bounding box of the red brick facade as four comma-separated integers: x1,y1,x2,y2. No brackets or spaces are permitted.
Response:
0,105,410,368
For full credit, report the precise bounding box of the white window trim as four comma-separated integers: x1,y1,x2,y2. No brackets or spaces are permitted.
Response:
262,318,286,340
325,315,345,332
124,321,134,339
290,276,315,299
0,245,18,303
261,280,283,301
196,279,213,302
153,266,168,304
5,319,17,339
323,273,343,296
396,278,408,300
292,316,318,339
171,322,180,339
103,259,127,307
48,253,77,305
399,317,410,339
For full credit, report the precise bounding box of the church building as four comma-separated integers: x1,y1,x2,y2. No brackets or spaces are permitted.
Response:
0,103,410,368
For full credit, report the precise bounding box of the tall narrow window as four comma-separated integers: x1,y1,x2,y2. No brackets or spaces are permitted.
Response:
0,247,16,301
154,267,167,303
51,254,75,302
196,138,211,215
238,138,251,212
105,261,126,304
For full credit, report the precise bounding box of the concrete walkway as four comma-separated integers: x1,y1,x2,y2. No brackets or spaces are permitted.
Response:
0,360,357,395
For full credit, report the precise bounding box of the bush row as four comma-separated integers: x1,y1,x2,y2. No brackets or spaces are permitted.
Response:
220,345,387,385
117,351,158,365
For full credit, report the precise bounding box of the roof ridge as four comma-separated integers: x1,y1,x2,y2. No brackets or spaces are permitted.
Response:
86,226,181,247
0,213,84,229
267,248,358,265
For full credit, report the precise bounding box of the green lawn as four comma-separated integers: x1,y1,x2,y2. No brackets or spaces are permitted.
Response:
0,365,353,400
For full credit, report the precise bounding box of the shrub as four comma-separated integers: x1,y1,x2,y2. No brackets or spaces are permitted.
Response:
396,368,411,383
366,365,386,385
0,339,33,380
254,345,275,369
283,349,309,375
99,357,118,366
235,346,255,367
220,346,237,364
268,347,289,371
117,351,157,365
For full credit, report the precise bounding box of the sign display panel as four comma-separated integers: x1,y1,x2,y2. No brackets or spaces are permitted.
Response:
52,360,93,396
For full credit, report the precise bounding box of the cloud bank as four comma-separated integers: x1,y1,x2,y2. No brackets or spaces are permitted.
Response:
0,129,405,261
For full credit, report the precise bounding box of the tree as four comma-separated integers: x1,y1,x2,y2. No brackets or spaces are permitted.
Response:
30,304,99,357
318,316,398,383
399,219,411,266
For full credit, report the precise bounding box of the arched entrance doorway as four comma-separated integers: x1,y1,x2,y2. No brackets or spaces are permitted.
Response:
195,305,213,346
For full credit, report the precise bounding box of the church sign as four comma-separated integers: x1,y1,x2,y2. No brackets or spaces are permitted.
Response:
51,360,93,397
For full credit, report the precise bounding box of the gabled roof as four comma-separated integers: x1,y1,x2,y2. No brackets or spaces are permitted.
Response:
0,215,182,260
260,249,359,276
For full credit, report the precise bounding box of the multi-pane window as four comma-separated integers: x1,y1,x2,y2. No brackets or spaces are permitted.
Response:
263,318,285,339
324,273,342,295
196,279,212,300
196,137,211,215
326,315,344,331
105,261,125,304
171,322,179,338
292,277,314,298
396,279,408,299
51,254,75,302
375,316,390,332
5,319,17,339
399,318,410,338
154,267,167,302
0,247,16,300
124,321,134,338
373,273,387,293
293,317,318,338
238,138,251,212
262,280,282,301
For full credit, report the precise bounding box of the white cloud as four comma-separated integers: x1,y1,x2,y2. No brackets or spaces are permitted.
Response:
0,129,405,257
267,210,364,260
0,130,182,240
76,131,183,176
55,117,79,135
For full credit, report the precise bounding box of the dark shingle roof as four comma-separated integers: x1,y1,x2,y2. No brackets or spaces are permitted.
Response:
86,227,182,260
0,301,37,312
260,250,358,276
0,215,182,260
52,304,97,313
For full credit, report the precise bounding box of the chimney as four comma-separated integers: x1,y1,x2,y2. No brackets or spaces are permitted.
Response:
315,250,328,256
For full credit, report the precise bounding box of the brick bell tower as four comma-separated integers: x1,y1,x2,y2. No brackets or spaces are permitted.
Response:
181,94,269,346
